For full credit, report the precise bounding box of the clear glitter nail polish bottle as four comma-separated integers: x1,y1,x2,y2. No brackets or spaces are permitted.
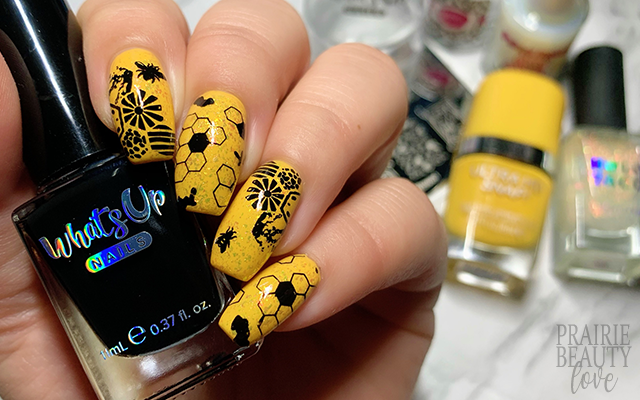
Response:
554,47,640,285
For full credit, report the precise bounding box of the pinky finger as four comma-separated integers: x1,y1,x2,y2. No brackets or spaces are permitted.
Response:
291,177,448,329
218,178,448,345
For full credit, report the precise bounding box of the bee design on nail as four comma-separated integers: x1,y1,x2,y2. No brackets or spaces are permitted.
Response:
215,227,238,254
110,52,174,163
135,61,166,83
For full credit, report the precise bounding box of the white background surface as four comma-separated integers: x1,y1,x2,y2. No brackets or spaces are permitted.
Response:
60,1,640,399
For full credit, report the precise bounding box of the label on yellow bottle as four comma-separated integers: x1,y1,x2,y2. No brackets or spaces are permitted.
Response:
445,154,552,248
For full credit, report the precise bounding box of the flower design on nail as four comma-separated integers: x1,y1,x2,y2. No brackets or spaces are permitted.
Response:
277,168,301,190
135,61,166,83
246,178,284,211
121,128,149,159
121,89,164,130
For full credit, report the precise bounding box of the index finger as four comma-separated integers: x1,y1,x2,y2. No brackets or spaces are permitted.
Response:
78,0,190,164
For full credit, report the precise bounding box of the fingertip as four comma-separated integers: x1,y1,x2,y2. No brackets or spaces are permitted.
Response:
78,0,189,134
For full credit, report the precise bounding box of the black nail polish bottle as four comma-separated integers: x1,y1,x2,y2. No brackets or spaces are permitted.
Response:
2,1,258,399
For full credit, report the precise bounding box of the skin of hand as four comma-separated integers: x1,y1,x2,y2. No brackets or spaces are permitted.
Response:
0,0,448,399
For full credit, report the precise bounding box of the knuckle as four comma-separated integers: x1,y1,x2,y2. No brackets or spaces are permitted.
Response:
79,0,188,41
286,89,359,148
314,43,408,119
387,178,439,219
188,19,282,92
193,0,307,58
189,0,309,91
322,43,406,89
190,18,277,64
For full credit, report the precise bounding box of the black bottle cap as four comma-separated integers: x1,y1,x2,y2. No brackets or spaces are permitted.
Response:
0,0,119,188
573,46,627,130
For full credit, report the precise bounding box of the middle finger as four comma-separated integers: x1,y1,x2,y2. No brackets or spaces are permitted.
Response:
175,0,310,216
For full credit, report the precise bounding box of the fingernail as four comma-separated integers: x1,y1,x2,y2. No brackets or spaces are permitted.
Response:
175,91,246,215
219,254,320,346
109,49,175,164
211,160,302,281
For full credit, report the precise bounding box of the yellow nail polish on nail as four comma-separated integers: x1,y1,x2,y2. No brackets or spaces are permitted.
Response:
211,161,302,281
175,91,246,215
109,49,175,164
219,254,320,346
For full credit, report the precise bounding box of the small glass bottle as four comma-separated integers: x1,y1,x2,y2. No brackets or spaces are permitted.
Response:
554,47,640,285
423,0,495,50
2,1,258,399
444,69,564,297
302,0,423,80
483,0,589,77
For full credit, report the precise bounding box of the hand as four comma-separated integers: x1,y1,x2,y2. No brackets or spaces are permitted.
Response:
0,0,447,398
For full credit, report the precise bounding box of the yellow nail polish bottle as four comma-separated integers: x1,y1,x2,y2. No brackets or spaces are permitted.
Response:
444,69,564,297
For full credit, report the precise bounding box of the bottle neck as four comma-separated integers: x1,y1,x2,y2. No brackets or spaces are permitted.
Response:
0,0,121,188
36,153,123,195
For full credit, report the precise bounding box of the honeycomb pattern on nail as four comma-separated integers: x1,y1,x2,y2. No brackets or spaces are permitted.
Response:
175,91,245,215
219,254,319,346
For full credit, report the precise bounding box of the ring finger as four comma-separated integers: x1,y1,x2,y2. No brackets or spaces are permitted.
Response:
210,41,408,282
177,0,407,284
